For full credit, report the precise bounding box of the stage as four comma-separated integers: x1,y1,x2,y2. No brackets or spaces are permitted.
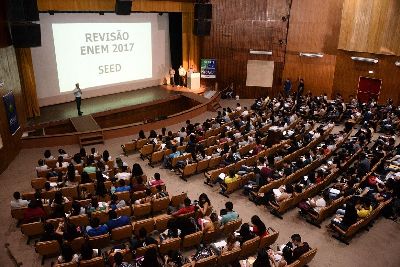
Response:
21,85,219,148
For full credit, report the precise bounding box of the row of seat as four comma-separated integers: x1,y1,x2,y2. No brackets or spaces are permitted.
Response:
269,147,362,218
306,152,387,227
12,191,187,225
251,128,350,201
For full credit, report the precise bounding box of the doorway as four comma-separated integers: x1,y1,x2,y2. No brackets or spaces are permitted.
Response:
357,77,382,103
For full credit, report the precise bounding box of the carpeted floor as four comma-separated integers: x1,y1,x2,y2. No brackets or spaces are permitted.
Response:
1,99,399,267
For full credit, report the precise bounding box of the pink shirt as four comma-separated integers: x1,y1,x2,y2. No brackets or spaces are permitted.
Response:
149,179,164,186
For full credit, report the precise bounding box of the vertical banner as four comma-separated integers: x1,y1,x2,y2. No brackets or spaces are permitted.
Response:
200,59,216,78
3,92,20,135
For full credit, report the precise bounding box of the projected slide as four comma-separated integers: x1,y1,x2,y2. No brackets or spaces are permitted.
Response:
52,23,152,92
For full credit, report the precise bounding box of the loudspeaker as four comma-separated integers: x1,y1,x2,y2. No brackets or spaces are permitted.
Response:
10,22,41,47
7,0,39,21
115,0,133,15
194,20,211,36
194,3,212,20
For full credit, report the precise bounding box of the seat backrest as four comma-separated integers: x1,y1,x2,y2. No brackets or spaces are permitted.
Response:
45,218,64,229
195,254,218,267
136,244,157,258
140,144,154,156
150,150,165,163
239,236,260,259
88,234,110,249
45,159,58,169
217,248,241,265
170,192,187,207
155,215,174,232
116,206,132,217
136,139,148,150
208,156,222,169
182,163,197,177
203,228,221,244
159,237,181,255
91,211,109,224
21,221,45,237
259,230,279,249
111,225,133,241
133,218,155,236
115,191,131,203
196,159,210,173
124,142,137,152
79,256,105,267
11,207,26,221
31,178,47,190
22,191,36,201
132,190,146,201
69,214,89,227
35,240,60,257
152,196,170,213
70,236,85,253
298,248,317,266
79,183,95,195
222,218,242,236
183,231,203,248
60,186,79,199
133,202,152,218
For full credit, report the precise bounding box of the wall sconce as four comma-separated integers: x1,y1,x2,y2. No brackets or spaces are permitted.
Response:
299,52,324,58
351,57,378,64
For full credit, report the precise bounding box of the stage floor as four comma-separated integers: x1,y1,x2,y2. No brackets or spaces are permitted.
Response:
28,86,183,125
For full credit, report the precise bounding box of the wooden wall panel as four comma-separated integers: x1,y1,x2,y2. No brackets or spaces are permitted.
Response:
338,0,400,56
0,46,26,173
332,51,400,104
283,54,336,97
37,0,194,12
286,0,344,54
201,0,290,98
182,11,200,71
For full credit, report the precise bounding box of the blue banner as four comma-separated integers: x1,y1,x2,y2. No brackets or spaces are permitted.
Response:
200,59,216,79
3,92,20,135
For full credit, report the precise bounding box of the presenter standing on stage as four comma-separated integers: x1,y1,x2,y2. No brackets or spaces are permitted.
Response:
169,67,175,87
73,83,83,116
178,65,186,87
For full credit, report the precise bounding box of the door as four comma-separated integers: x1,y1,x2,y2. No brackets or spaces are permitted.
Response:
357,77,382,103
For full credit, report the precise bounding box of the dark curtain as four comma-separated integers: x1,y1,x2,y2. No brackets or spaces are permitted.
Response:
169,12,182,82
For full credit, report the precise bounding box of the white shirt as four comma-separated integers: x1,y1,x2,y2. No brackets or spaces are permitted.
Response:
73,86,82,98
169,69,175,77
115,172,132,181
178,66,186,76
11,199,29,209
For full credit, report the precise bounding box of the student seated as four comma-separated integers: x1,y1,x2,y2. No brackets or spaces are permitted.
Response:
10,191,29,209
106,210,130,231
130,227,158,250
108,194,126,210
132,176,147,192
220,201,239,225
251,215,268,237
134,188,153,205
289,234,311,262
148,172,165,187
57,243,79,264
331,201,358,230
199,212,219,233
172,197,195,217
159,219,181,243
23,199,46,223
114,165,132,181
236,223,256,246
220,170,240,193
86,217,108,237
112,179,131,193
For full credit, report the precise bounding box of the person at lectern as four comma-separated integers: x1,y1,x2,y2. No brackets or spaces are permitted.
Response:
169,67,176,87
73,83,83,116
178,65,186,87
189,65,195,74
